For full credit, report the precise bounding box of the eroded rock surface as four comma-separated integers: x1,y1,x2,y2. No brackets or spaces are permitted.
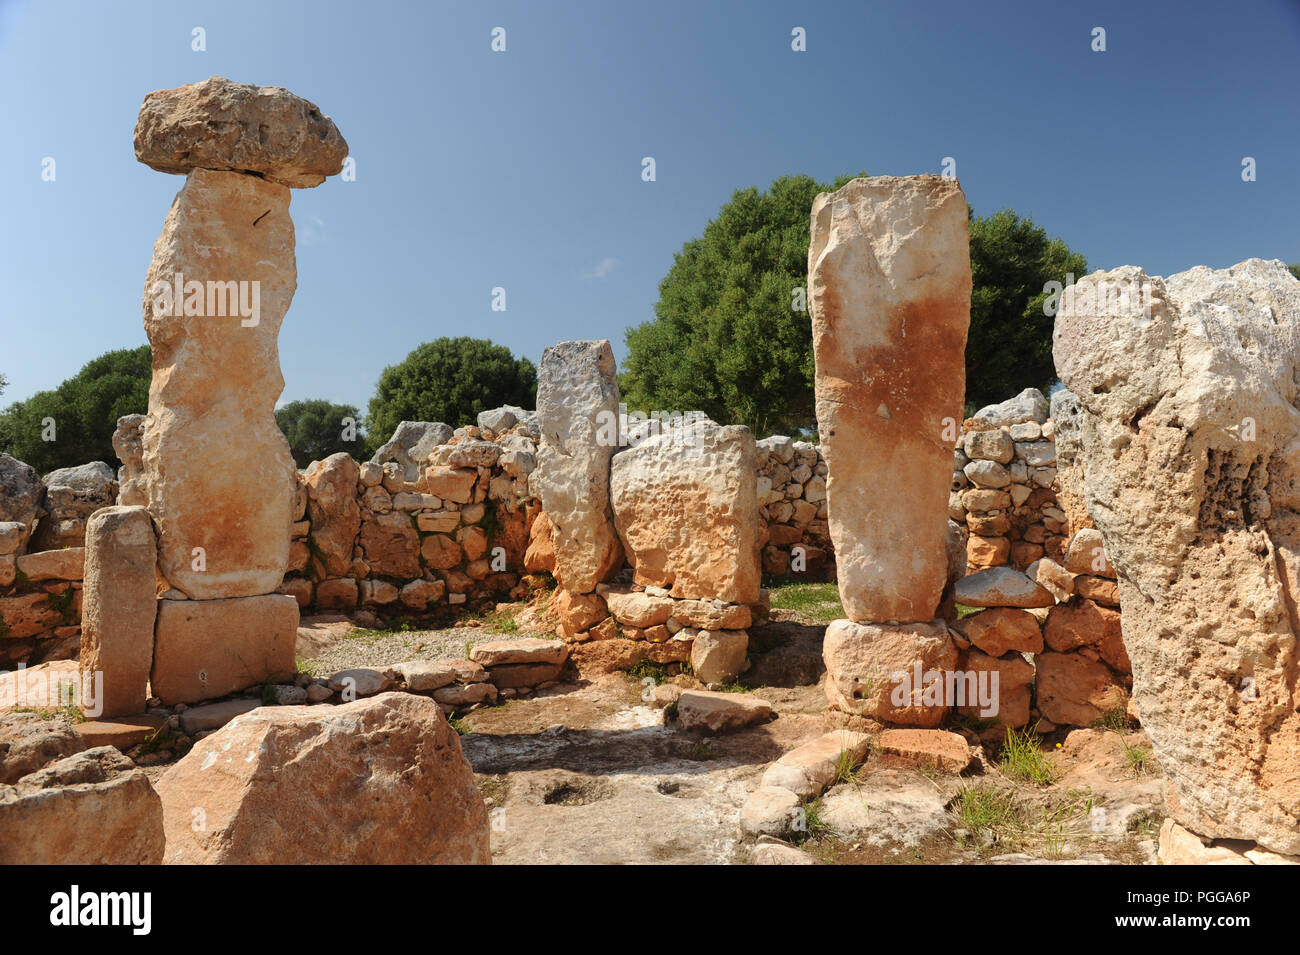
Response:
1054,258,1300,854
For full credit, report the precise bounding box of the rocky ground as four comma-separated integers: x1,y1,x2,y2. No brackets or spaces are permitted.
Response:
2,592,1166,864
293,594,1165,865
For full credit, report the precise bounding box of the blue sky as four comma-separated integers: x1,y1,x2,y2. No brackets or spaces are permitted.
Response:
2,0,1298,414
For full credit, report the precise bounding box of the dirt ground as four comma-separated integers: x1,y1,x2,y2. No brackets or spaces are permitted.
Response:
341,606,1166,865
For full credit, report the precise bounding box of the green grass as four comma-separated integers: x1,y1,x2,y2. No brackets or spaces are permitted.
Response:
1120,736,1153,777
489,615,520,635
448,715,471,735
950,784,1098,858
628,659,671,685
766,582,844,622
951,784,1020,836
997,725,1060,786
955,604,981,619
1091,705,1135,732
794,797,831,842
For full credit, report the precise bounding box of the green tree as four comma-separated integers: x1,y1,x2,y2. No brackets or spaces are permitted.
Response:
0,346,151,472
366,337,536,452
275,399,363,468
623,176,1088,434
621,174,863,437
966,209,1088,409
1289,263,1299,281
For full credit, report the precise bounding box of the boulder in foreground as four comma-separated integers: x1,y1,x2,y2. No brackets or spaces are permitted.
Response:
156,692,491,864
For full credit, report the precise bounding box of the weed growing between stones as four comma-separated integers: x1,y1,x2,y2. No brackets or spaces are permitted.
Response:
997,726,1059,786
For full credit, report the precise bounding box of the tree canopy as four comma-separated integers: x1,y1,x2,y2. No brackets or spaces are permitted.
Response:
622,175,1088,433
0,346,151,473
966,209,1088,409
1289,263,1299,281
275,399,363,468
365,337,537,453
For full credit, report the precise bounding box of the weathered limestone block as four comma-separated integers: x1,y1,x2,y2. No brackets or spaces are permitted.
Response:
0,746,165,864
808,176,970,622
31,462,117,550
113,414,149,506
358,510,421,579
610,416,760,603
134,75,347,188
0,454,43,555
140,167,297,598
533,340,622,593
822,618,957,726
303,452,360,577
688,628,748,685
372,421,453,483
151,594,298,705
80,507,157,718
1054,258,1300,853
156,693,490,864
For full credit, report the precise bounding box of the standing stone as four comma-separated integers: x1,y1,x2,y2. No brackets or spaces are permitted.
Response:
808,175,971,623
140,166,297,598
609,416,760,603
112,414,149,507
533,340,622,593
1049,389,1093,532
80,507,157,719
1054,258,1300,855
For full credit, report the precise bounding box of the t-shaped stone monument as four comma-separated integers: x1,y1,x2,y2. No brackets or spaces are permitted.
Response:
109,76,347,706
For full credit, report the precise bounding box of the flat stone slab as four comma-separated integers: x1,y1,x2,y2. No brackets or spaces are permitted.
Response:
877,729,972,773
675,689,771,734
134,75,348,187
470,638,569,667
178,698,261,735
72,714,167,750
390,660,462,692
953,567,1055,608
759,730,872,798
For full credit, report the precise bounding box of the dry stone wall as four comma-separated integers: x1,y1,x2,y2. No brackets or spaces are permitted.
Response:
949,388,1072,572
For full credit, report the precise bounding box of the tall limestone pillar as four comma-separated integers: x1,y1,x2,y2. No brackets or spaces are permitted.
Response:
533,341,624,640
809,175,971,724
129,76,347,705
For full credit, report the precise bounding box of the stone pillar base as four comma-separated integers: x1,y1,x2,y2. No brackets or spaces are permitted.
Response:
822,618,957,727
151,593,298,705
